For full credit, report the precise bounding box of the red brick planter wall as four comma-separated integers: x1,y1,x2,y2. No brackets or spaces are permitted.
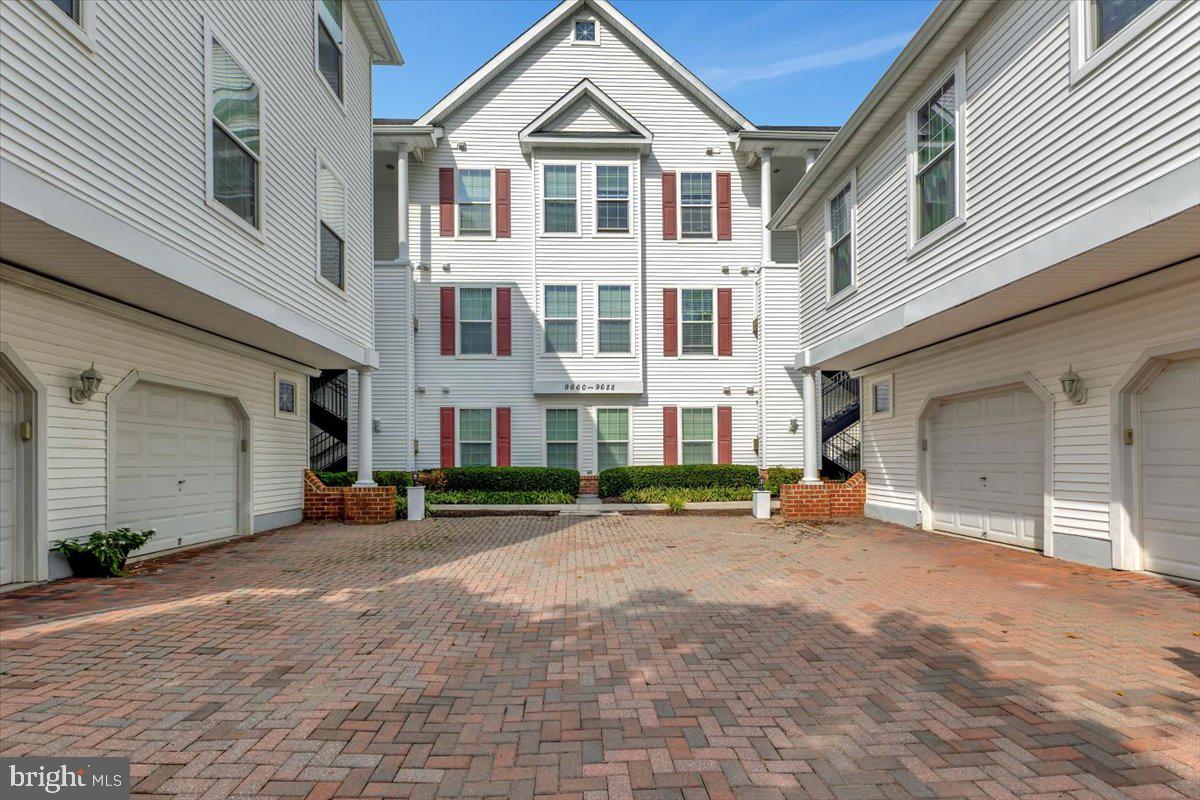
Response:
779,472,866,520
579,474,599,496
303,470,397,525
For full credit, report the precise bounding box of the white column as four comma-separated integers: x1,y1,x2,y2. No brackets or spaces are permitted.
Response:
760,147,774,266
801,368,821,483
354,368,376,486
396,144,410,263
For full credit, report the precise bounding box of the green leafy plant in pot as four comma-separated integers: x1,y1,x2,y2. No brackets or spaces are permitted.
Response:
54,528,156,578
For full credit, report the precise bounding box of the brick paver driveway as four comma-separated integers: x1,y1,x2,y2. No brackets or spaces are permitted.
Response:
2,516,1198,800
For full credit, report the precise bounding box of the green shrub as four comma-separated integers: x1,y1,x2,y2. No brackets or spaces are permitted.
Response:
55,528,157,577
418,467,579,496
665,494,687,514
621,486,755,503
315,470,413,488
763,466,804,495
598,464,760,498
427,490,575,505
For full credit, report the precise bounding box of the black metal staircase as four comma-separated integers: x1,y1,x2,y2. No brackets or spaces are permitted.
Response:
820,371,860,479
309,370,348,471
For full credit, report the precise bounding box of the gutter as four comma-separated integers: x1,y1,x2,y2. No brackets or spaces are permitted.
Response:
363,0,405,66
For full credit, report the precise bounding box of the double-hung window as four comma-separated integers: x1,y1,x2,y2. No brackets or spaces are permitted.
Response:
457,169,492,236
595,165,629,233
315,0,343,100
1072,1,1169,81
681,408,714,465
679,172,713,238
210,36,261,229
1090,0,1157,51
866,374,893,419
597,285,632,354
317,164,345,289
51,0,81,22
546,409,579,469
458,287,494,355
827,178,854,299
544,285,578,354
543,164,578,234
911,70,960,242
458,409,493,466
596,408,630,472
680,289,714,356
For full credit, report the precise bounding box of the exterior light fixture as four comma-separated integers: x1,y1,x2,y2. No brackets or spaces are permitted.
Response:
70,363,103,404
789,418,799,434
1060,366,1086,404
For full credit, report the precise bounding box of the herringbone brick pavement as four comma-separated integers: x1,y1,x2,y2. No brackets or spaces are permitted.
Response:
1,516,1197,800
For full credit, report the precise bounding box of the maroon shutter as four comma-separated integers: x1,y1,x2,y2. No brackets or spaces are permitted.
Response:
663,406,678,465
663,288,678,357
496,169,511,238
717,406,733,465
717,288,733,357
496,407,511,467
496,287,512,356
662,171,677,240
716,171,732,241
440,286,455,355
439,167,455,237
440,407,455,467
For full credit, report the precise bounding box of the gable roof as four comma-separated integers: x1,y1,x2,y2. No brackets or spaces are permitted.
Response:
519,79,653,153
414,0,755,131
353,0,404,66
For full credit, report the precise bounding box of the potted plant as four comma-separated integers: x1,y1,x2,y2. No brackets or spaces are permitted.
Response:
54,528,156,578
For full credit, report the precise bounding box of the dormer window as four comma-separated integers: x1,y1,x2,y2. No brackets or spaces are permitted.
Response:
573,18,598,44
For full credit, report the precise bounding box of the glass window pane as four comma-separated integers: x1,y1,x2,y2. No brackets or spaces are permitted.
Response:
598,320,631,353
319,222,344,288
458,204,491,235
597,200,628,232
831,238,852,295
680,172,711,204
918,151,955,237
681,290,712,322
681,324,711,355
546,409,578,441
574,20,596,41
318,20,342,99
598,286,630,319
916,78,955,170
1092,0,1155,49
211,39,259,154
597,442,628,472
544,165,576,199
459,288,492,321
829,185,851,242
212,123,257,226
682,442,713,465
545,320,577,353
681,206,712,237
547,443,578,469
544,285,577,318
460,322,491,354
545,200,577,233
51,0,80,22
458,170,491,202
460,443,491,467
459,409,492,441
681,408,713,441
872,382,891,414
596,166,628,199
277,381,295,413
319,0,343,35
318,166,344,234
596,409,628,442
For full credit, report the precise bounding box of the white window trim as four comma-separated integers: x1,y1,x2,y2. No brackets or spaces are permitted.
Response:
677,169,717,242
540,161,582,237
457,406,495,467
313,0,346,110
454,166,497,241
314,152,347,297
455,285,497,359
274,372,300,419
1069,0,1173,85
204,20,267,242
865,373,894,419
677,286,718,359
593,162,633,237
595,406,632,471
906,53,966,256
571,16,600,45
678,406,717,465
543,407,581,469
541,282,581,357
824,169,857,307
594,283,634,357
31,0,96,50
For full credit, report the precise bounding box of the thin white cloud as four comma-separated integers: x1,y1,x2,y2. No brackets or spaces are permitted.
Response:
703,32,913,90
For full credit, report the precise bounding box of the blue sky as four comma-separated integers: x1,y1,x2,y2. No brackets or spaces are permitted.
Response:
372,0,938,126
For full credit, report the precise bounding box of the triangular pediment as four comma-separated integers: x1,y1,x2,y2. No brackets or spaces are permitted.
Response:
520,79,652,153
541,97,630,135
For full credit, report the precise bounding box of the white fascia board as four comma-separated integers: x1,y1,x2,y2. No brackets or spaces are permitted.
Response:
354,0,404,65
521,135,651,155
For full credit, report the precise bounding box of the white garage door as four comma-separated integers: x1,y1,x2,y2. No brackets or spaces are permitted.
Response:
931,386,1044,550
1,376,17,585
114,383,239,555
1139,357,1200,581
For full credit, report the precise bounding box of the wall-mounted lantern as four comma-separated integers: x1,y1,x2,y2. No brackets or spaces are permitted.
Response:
1060,366,1086,405
70,363,103,404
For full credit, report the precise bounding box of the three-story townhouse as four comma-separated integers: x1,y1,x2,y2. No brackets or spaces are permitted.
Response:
771,0,1200,579
0,0,402,584
357,0,834,483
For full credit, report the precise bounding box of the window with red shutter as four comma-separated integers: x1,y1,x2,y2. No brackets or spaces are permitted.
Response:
496,287,512,356
496,407,511,466
716,172,732,240
440,286,455,355
717,288,733,357
496,169,511,238
439,407,455,467
717,406,733,464
662,288,678,356
662,406,678,465
661,171,677,240
438,167,455,237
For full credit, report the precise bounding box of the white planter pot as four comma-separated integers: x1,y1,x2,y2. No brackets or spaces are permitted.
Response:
406,485,426,521
752,489,771,519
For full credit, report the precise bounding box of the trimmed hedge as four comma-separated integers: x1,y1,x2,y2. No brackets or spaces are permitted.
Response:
763,466,804,496
418,466,579,496
314,470,412,488
426,490,575,505
621,486,755,503
598,464,760,498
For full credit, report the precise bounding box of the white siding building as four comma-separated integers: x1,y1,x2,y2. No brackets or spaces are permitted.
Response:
362,0,832,477
0,0,402,585
771,0,1200,579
